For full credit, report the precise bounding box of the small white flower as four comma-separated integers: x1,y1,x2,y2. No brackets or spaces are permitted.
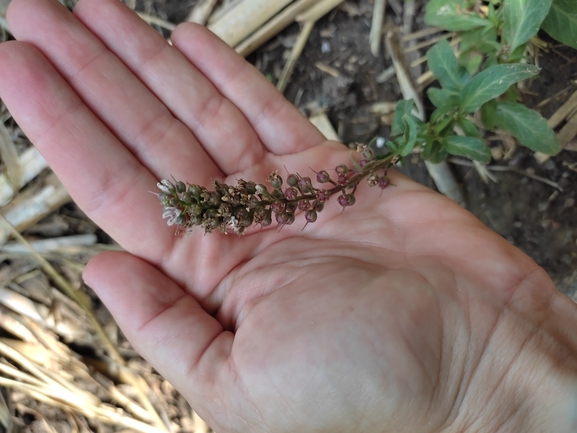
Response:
229,216,239,231
157,179,173,193
162,207,182,226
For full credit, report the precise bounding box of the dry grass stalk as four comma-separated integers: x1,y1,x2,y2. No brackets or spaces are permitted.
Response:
187,0,219,25
401,26,442,42
369,101,397,115
295,0,345,22
0,315,168,433
309,112,339,141
0,307,39,344
235,0,317,57
369,0,386,56
0,123,21,193
207,0,244,24
277,0,346,92
136,12,176,31
315,62,339,77
1,234,97,254
0,147,49,206
535,89,577,162
386,30,464,204
404,31,455,54
547,89,577,129
208,0,294,47
557,110,577,146
276,19,315,93
0,215,170,432
193,411,210,433
0,172,70,243
0,391,12,433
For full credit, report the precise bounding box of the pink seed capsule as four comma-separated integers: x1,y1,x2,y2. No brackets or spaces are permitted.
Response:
305,209,317,223
316,170,331,183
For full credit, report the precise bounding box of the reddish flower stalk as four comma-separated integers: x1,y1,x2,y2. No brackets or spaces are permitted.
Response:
157,148,398,235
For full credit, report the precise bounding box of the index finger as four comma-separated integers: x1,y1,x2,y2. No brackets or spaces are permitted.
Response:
0,42,176,262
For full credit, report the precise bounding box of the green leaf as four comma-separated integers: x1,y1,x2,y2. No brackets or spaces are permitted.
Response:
480,99,499,129
427,40,465,91
457,117,482,138
494,102,562,154
541,0,577,49
400,114,418,156
444,136,492,163
430,103,457,123
427,87,460,108
459,52,483,75
434,115,456,136
460,26,500,56
422,141,449,163
391,100,416,137
459,63,539,113
502,0,553,53
425,0,489,31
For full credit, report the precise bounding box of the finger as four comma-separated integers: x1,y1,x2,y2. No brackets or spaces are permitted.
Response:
171,23,327,155
72,0,267,174
7,0,221,183
0,42,175,261
83,251,232,413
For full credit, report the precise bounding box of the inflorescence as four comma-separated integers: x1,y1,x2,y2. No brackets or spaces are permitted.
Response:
157,145,398,235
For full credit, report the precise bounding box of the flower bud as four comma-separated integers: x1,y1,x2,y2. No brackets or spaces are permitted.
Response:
313,201,325,212
378,176,390,190
287,174,300,187
247,195,261,209
213,181,228,196
361,148,374,162
337,172,348,186
175,181,186,193
267,172,283,189
276,211,295,225
305,209,317,223
245,181,257,194
335,164,348,174
272,189,285,200
316,170,331,183
157,179,174,193
284,187,298,200
188,184,202,198
256,184,270,196
298,177,313,193
297,200,310,211
207,192,222,208
337,193,355,208
189,203,204,217
218,203,232,218
253,206,272,227
158,192,172,206
176,213,187,226
234,208,253,228
271,201,285,214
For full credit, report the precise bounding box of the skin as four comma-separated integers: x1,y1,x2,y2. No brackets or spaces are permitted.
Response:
0,0,576,431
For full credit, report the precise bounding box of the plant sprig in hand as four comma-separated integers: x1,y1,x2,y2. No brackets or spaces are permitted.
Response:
157,146,398,236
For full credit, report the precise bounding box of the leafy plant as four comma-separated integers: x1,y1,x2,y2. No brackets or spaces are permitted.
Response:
417,0,570,161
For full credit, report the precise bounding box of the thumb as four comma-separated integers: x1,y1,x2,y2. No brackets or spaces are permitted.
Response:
83,251,233,398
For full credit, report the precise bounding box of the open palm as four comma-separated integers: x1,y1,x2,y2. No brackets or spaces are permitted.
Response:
1,0,576,432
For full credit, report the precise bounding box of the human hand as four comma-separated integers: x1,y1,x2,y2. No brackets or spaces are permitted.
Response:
1,0,576,431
